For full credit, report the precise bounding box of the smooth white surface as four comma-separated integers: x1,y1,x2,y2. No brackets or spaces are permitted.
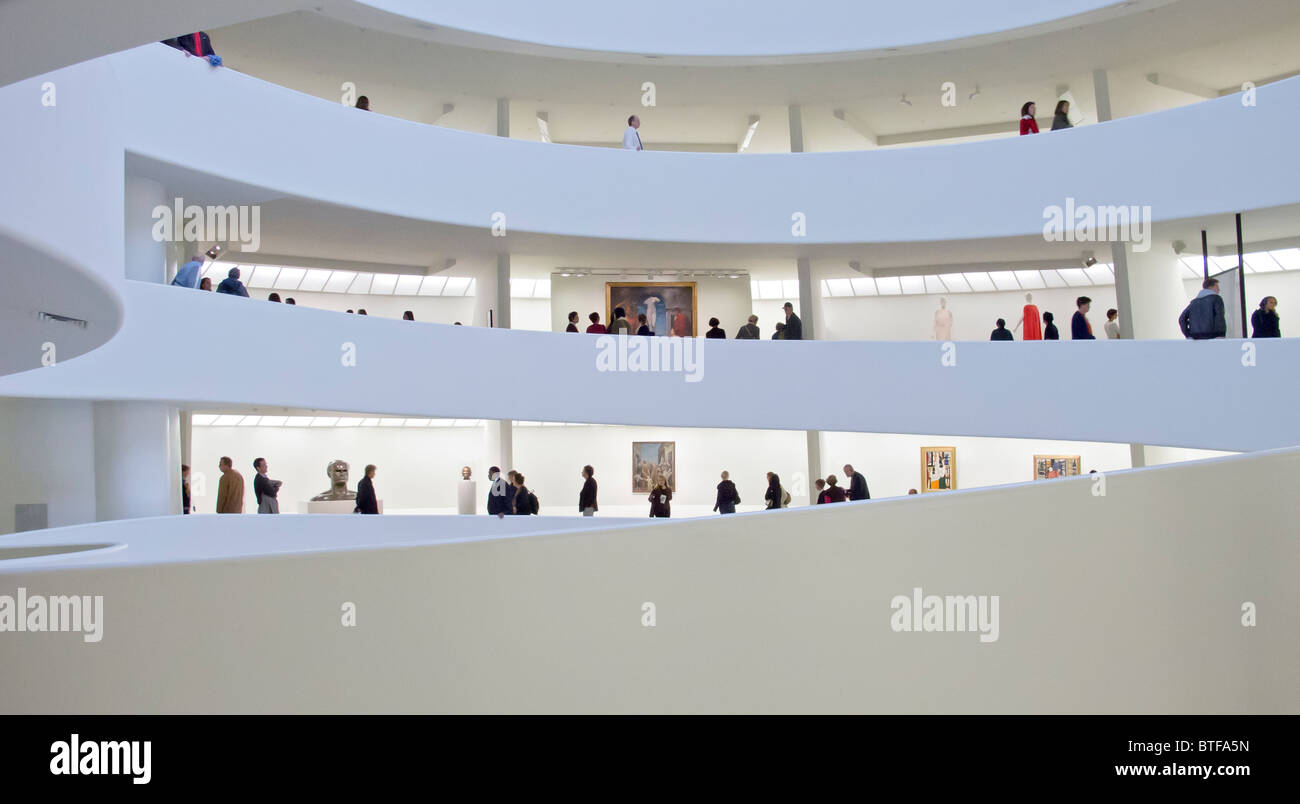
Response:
1,447,1294,713
8,45,1299,255
357,0,1139,58
0,399,97,534
4,281,1298,452
91,402,181,521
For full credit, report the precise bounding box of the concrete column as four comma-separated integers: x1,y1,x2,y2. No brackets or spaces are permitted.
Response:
1092,69,1113,123
1114,242,1188,468
805,430,823,505
496,98,510,138
124,176,168,283
787,105,804,153
496,253,511,330
179,411,193,469
484,421,513,477
93,401,182,520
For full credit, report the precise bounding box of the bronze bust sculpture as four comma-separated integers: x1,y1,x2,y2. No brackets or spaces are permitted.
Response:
311,459,357,501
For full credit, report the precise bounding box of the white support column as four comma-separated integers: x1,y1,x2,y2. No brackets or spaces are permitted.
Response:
93,401,182,520
787,105,804,153
496,97,510,138
124,176,168,283
1092,69,1113,123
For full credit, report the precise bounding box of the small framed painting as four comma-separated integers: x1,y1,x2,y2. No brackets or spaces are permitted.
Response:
920,447,956,493
1033,455,1081,480
633,441,676,493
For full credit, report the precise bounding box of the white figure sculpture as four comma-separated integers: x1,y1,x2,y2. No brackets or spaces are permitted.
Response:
933,297,954,340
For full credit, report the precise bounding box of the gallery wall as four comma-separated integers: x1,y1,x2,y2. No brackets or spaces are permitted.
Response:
821,284,1121,342
549,275,755,335
190,419,1177,515
0,398,98,534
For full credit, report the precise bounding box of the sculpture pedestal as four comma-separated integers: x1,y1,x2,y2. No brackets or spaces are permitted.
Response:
298,499,383,514
457,480,477,515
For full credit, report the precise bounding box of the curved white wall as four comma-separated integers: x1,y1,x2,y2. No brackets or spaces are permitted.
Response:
2,446,1295,713
7,45,1299,259
0,281,1295,452
358,0,1141,58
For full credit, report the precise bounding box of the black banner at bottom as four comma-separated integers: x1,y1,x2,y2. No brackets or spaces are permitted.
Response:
0,715,1287,790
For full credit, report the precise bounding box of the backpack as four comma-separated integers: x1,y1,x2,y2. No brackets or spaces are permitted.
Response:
528,492,539,515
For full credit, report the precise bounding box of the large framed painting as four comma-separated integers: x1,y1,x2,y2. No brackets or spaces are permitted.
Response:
1033,454,1081,480
606,281,697,337
920,446,956,493
633,441,676,493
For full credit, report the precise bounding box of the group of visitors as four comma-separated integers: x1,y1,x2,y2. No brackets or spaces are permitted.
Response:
570,303,804,340
1019,100,1074,135
812,465,872,504
204,457,378,514
988,296,1109,340
487,466,541,517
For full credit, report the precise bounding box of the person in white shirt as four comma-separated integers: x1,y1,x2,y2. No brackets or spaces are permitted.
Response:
1104,308,1121,339
622,115,643,150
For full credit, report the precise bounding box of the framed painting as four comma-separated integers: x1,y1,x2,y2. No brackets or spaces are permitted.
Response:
606,281,697,337
633,441,676,493
1033,454,1081,480
920,446,956,493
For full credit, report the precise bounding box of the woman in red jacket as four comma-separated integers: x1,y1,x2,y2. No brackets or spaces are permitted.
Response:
1019,101,1039,135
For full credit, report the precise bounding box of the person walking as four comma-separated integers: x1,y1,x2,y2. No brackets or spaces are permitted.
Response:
171,254,205,289
1019,101,1039,135
713,471,740,514
355,464,379,514
1104,309,1121,339
844,464,870,501
1250,296,1280,338
735,314,760,339
1071,296,1095,340
487,466,510,518
622,115,644,150
782,302,803,340
1042,311,1060,340
1178,278,1227,340
1050,100,1073,130
579,465,598,516
764,472,782,510
215,456,244,514
215,266,249,297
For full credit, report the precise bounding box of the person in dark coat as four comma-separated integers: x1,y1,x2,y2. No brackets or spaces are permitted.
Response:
735,315,760,339
844,464,870,501
512,473,534,515
814,478,828,504
636,314,653,336
215,266,249,297
705,317,726,339
823,475,847,503
1250,296,1280,338
1042,311,1060,340
1071,296,1095,340
764,472,782,510
713,471,740,514
990,319,1014,341
579,465,598,516
354,464,379,514
504,470,519,514
648,476,673,518
1178,278,1227,340
487,466,510,517
1050,100,1073,130
782,302,803,340
565,311,580,332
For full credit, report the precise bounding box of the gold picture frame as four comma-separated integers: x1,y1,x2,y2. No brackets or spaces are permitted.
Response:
633,441,676,493
1033,454,1081,480
920,446,956,492
606,281,698,337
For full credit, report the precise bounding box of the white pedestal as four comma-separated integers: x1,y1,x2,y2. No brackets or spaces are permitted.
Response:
457,480,478,515
298,499,384,514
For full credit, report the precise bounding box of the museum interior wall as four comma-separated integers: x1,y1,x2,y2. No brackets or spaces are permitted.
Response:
5,444,1296,713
